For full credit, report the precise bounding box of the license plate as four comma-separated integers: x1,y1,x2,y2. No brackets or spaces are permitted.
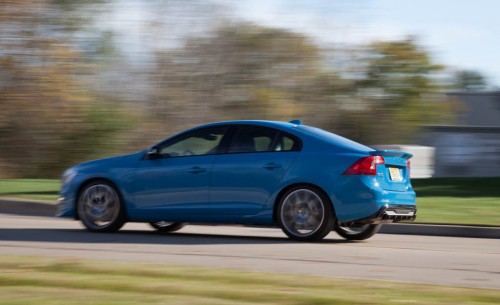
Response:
389,167,403,181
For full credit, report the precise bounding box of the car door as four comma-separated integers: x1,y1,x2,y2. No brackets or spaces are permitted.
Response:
210,125,301,217
131,126,228,221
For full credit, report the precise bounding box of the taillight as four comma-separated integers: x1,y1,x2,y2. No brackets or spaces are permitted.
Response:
343,156,385,175
407,159,411,178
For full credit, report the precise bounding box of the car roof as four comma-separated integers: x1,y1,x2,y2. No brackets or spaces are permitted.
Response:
203,120,299,129
172,120,373,153
159,120,301,145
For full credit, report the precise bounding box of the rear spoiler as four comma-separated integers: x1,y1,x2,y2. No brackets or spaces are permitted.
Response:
369,150,413,160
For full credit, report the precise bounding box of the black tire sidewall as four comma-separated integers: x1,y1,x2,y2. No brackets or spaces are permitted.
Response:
334,223,381,240
149,222,185,232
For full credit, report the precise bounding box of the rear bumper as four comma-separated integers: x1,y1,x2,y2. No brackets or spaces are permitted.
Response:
355,204,417,224
329,174,416,223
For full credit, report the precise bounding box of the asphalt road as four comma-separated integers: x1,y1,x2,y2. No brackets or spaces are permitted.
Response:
1,213,499,289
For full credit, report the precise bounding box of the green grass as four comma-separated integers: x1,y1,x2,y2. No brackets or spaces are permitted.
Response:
412,178,500,226
412,178,500,198
0,178,499,226
0,179,59,201
0,256,499,305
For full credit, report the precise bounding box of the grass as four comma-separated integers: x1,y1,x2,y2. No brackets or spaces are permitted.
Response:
412,178,500,226
0,256,499,305
0,179,59,201
0,178,499,226
412,178,500,198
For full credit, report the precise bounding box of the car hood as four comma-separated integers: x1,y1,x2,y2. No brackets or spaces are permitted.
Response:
70,151,145,173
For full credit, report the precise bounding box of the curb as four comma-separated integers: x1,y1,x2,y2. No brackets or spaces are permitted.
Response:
0,197,57,217
379,223,499,239
1,197,498,239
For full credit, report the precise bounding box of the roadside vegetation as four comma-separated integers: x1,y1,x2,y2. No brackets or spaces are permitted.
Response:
1,178,499,226
1,1,470,180
412,178,500,226
0,179,59,201
0,256,499,305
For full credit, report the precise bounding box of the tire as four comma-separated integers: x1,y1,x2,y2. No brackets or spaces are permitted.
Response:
77,180,126,232
334,222,381,240
277,185,335,242
149,221,185,232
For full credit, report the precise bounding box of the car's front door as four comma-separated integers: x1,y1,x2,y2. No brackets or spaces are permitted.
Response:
210,125,301,217
131,126,228,221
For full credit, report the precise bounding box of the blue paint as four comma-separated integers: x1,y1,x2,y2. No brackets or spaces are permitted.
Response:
58,120,416,227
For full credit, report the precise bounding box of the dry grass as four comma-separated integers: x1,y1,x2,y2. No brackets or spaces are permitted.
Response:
0,256,499,305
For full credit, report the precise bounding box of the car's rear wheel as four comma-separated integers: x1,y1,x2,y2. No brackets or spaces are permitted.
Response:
77,181,126,232
277,186,335,242
334,222,381,240
149,221,185,232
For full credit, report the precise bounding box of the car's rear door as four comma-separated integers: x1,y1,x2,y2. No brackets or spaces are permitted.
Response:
209,125,301,218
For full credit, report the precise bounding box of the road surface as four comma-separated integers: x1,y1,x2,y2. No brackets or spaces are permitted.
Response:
0,213,499,289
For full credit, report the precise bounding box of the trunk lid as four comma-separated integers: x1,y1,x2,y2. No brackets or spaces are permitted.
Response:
371,150,412,192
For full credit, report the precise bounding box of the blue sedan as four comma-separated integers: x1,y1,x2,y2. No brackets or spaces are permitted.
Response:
58,120,416,241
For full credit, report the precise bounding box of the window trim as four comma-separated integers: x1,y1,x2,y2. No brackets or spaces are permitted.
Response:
144,124,303,160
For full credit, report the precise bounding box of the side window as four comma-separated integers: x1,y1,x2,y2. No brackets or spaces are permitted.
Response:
228,126,278,153
159,126,227,157
274,133,301,152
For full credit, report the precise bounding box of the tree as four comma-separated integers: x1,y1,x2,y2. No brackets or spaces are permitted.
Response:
340,37,454,144
452,70,488,91
150,23,348,132
0,0,124,178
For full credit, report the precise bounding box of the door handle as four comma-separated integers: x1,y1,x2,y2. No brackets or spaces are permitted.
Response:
262,162,282,170
188,166,207,174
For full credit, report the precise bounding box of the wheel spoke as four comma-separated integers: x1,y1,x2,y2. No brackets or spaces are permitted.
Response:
155,221,174,228
306,213,321,228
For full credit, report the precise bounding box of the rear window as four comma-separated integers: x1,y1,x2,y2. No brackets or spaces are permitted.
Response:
227,125,302,153
297,125,373,152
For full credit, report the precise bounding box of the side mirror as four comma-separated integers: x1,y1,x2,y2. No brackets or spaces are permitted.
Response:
145,146,162,160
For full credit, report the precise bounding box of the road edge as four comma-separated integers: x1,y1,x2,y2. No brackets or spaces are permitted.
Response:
379,223,499,239
1,197,498,239
0,197,57,217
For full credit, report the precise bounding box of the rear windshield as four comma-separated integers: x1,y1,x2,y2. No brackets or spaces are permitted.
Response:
297,125,373,152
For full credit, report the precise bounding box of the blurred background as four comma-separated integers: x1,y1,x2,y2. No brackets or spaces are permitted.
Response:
1,0,499,178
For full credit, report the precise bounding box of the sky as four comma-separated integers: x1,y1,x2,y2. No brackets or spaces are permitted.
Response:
229,0,500,86
107,0,500,86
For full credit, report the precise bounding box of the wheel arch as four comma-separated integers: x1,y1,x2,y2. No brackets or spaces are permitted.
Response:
272,182,337,224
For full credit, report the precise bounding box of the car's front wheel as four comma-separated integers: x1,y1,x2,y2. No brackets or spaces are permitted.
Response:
77,181,126,232
277,186,335,242
149,221,185,232
334,222,381,240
